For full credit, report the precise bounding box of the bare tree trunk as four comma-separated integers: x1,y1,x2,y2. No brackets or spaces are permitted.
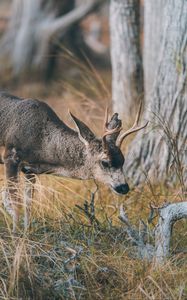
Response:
125,0,187,187
110,0,143,120
143,0,166,100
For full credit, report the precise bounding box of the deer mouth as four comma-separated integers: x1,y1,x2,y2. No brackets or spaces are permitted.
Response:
110,183,130,195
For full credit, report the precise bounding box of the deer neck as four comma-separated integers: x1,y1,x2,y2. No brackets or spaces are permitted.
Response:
43,125,94,180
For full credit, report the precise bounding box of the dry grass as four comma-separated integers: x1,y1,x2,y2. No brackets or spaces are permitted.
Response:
0,62,186,300
0,177,186,300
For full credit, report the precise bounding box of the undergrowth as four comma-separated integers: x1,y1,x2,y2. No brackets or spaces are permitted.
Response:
0,174,186,300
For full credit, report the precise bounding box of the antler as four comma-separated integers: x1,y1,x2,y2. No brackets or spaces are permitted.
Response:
116,101,148,148
102,107,122,152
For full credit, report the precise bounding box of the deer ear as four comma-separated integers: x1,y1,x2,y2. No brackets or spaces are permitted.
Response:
69,112,96,146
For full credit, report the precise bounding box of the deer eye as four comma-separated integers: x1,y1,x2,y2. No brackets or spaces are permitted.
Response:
101,160,110,169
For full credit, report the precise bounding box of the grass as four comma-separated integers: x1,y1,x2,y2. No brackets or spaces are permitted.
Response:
0,57,186,299
0,173,186,300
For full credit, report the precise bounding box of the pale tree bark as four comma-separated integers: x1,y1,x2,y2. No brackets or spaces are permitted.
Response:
154,202,187,264
125,0,187,187
0,0,107,79
110,0,143,120
143,0,166,100
119,202,187,264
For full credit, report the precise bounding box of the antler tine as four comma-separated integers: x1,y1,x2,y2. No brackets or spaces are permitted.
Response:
116,101,148,148
103,106,109,131
102,106,122,152
134,99,142,125
102,125,122,153
102,126,122,138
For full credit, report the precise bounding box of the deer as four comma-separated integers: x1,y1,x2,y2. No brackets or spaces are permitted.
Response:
0,91,148,232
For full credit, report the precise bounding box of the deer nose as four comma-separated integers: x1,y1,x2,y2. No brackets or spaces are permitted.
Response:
115,183,129,195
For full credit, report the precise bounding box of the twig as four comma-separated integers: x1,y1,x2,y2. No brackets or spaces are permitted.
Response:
75,190,100,227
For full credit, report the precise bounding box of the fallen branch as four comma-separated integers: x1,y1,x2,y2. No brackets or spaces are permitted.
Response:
119,204,155,260
119,201,187,264
155,202,187,263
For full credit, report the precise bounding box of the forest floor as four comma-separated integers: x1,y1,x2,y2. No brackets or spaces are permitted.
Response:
0,56,186,299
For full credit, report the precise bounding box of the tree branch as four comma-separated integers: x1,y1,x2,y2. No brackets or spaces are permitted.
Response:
45,0,106,40
119,204,155,260
155,202,187,264
119,202,187,264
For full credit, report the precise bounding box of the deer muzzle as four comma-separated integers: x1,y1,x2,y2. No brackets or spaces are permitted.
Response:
112,183,129,195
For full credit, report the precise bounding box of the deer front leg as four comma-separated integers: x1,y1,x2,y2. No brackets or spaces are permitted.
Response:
3,147,21,233
23,173,36,231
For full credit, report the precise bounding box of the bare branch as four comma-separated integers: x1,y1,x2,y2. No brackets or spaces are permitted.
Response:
155,202,187,264
119,205,142,245
45,0,106,40
119,201,187,264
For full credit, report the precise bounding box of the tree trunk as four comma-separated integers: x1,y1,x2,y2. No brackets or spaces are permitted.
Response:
125,0,187,187
143,0,166,100
110,0,143,121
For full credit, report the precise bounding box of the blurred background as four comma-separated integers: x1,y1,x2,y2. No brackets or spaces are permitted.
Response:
0,0,111,134
0,0,145,130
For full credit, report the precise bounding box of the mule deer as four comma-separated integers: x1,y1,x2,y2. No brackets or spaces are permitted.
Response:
0,91,147,231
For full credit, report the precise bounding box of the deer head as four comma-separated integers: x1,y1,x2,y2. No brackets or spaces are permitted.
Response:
70,103,148,195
